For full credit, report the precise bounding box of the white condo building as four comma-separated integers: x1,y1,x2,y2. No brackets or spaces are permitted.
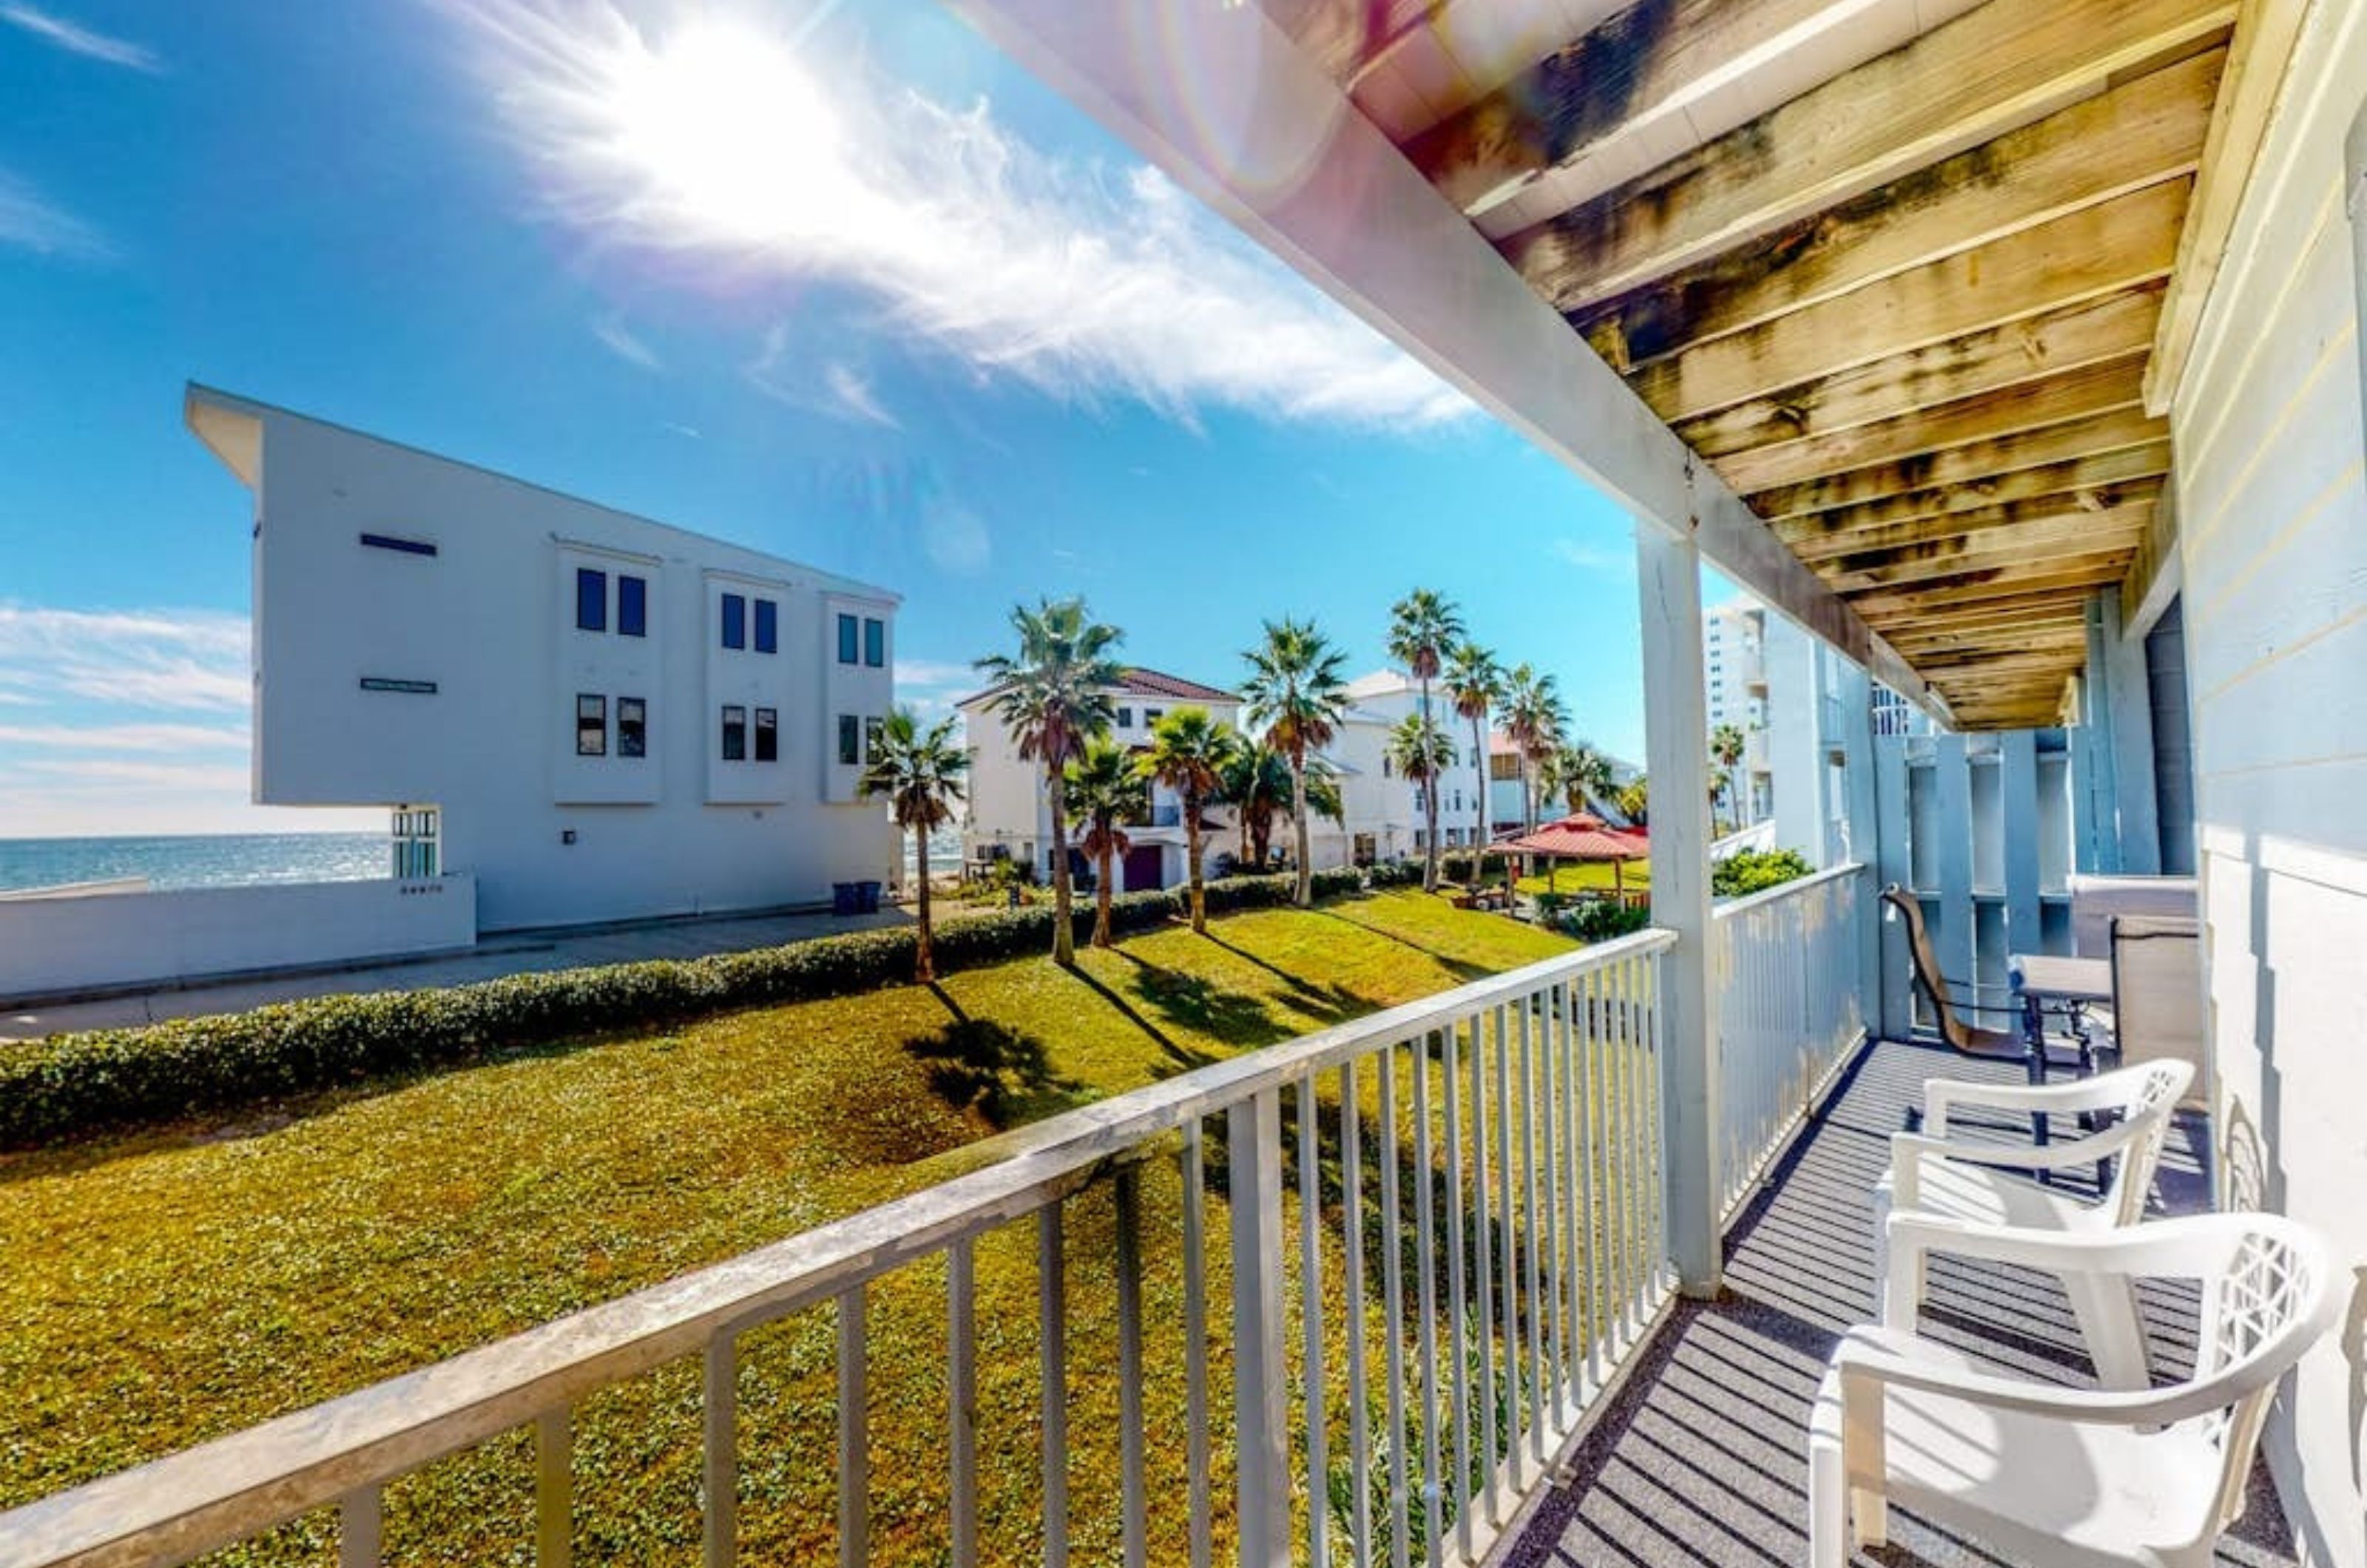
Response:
959,668,1243,891
1703,598,1772,825
185,386,901,932
1318,671,1487,866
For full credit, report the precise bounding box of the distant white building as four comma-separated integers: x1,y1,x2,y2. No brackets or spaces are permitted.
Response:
185,385,900,932
1704,598,1772,825
1322,670,1487,866
958,668,1243,891
1488,729,1641,834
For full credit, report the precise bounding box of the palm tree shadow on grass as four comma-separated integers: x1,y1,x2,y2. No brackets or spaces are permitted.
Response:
1192,932,1369,1025
1063,960,1224,1072
1312,907,1493,984
904,985,1082,1128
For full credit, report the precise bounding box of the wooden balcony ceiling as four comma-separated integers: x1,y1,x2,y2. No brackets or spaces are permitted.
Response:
1260,0,2246,727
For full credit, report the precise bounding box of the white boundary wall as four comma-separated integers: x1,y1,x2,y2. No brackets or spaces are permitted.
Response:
0,876,476,1003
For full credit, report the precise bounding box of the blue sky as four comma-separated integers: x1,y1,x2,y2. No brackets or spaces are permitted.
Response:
0,0,1677,837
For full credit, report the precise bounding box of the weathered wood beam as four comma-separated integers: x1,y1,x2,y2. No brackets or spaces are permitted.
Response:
1743,406,2171,520
1844,556,2137,615
1635,186,2186,422
1256,0,1443,85
1712,354,2148,495
1675,284,2167,459
1786,478,2164,561
1812,503,2153,590
1407,0,1919,220
1501,0,2236,312
1573,51,2221,369
1914,648,2104,680
2144,0,2310,412
1871,591,2098,642
1770,444,2174,545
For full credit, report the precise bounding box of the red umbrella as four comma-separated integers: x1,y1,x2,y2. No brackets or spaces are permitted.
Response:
1496,814,1649,901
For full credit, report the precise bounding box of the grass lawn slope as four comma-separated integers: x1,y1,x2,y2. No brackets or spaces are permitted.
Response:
0,891,1577,1564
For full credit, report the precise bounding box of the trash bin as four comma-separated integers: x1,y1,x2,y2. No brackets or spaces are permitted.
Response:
831,882,857,916
857,879,883,913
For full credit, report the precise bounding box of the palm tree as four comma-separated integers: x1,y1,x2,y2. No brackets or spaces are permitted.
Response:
1386,589,1466,892
1616,774,1650,828
1550,742,1615,817
1064,740,1147,949
1710,723,1747,832
1142,706,1240,935
1502,663,1568,838
1241,618,1351,907
1443,643,1503,878
1385,714,1457,879
974,598,1124,965
859,709,968,984
1218,741,1343,871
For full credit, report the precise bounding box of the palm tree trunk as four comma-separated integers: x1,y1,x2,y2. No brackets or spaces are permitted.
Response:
1519,758,1536,876
914,829,935,983
1185,801,1207,934
1289,753,1313,907
1470,712,1488,878
1419,677,1439,893
1094,844,1114,947
1047,774,1076,966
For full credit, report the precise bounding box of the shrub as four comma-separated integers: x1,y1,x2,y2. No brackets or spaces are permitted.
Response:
1712,848,1815,899
1438,849,1516,884
1311,867,1366,899
1561,899,1652,944
1364,858,1429,888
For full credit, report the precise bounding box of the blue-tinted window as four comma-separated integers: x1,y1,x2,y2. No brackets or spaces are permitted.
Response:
754,598,777,654
618,575,647,638
863,617,885,668
575,569,607,632
837,613,858,664
721,705,746,761
720,593,746,650
838,713,860,765
754,707,778,762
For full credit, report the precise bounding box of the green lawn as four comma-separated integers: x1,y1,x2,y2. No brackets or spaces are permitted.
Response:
0,891,1590,1564
1513,859,1652,896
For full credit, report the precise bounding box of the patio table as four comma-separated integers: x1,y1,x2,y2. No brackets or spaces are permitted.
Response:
2009,951,2115,1166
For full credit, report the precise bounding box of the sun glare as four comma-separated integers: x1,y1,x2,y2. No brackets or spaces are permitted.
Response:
607,18,848,244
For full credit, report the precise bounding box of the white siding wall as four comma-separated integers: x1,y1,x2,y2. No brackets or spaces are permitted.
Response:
2171,9,2367,1562
234,405,898,931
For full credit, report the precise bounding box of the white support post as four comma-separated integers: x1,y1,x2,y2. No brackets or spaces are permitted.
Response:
2098,592,2163,873
1635,516,1721,1297
1873,736,1914,1041
1832,660,1884,1030
1228,1092,1290,1567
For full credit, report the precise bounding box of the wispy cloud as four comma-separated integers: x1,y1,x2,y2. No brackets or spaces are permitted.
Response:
445,1,1469,428
0,604,249,713
0,169,109,260
825,362,899,428
1551,537,1625,574
894,658,979,721
592,314,662,371
0,721,246,752
1,3,161,72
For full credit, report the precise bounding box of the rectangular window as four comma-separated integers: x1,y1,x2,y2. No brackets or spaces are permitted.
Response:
618,697,646,758
754,706,778,763
721,705,747,761
838,713,860,766
618,575,647,638
360,532,437,557
576,694,607,756
1144,708,1163,725
720,593,746,650
1116,706,1134,729
576,569,607,632
863,617,885,668
865,715,885,764
754,598,777,654
837,613,859,664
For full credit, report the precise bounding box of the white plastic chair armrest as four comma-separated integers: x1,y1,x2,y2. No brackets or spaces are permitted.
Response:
1831,1328,2204,1426
1924,1067,2179,1133
1891,1116,2153,1186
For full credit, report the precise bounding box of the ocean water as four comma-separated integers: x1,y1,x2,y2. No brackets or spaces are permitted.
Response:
0,834,389,894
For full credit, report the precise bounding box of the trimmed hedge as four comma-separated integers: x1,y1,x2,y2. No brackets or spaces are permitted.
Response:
1439,849,1515,882
1711,847,1814,899
1,873,1337,1150
1560,900,1653,943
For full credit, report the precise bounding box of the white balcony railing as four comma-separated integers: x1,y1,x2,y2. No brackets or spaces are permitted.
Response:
1,930,1687,1568
1712,863,1868,1222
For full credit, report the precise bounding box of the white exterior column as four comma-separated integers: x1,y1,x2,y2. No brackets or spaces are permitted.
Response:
1766,614,1828,862
1636,517,1721,1297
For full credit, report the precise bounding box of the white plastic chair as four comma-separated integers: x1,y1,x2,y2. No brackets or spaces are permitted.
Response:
1875,1060,2192,1388
1811,1212,2339,1568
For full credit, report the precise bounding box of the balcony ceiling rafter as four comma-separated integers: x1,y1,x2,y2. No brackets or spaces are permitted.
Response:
942,0,2292,726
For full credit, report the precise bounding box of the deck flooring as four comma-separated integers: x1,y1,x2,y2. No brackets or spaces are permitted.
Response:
1506,1037,2298,1567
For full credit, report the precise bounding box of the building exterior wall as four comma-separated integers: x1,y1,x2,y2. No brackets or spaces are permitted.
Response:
2170,10,2367,1561
203,394,898,932
0,875,478,1002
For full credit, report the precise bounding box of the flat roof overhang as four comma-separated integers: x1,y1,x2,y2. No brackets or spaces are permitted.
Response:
935,0,2300,729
